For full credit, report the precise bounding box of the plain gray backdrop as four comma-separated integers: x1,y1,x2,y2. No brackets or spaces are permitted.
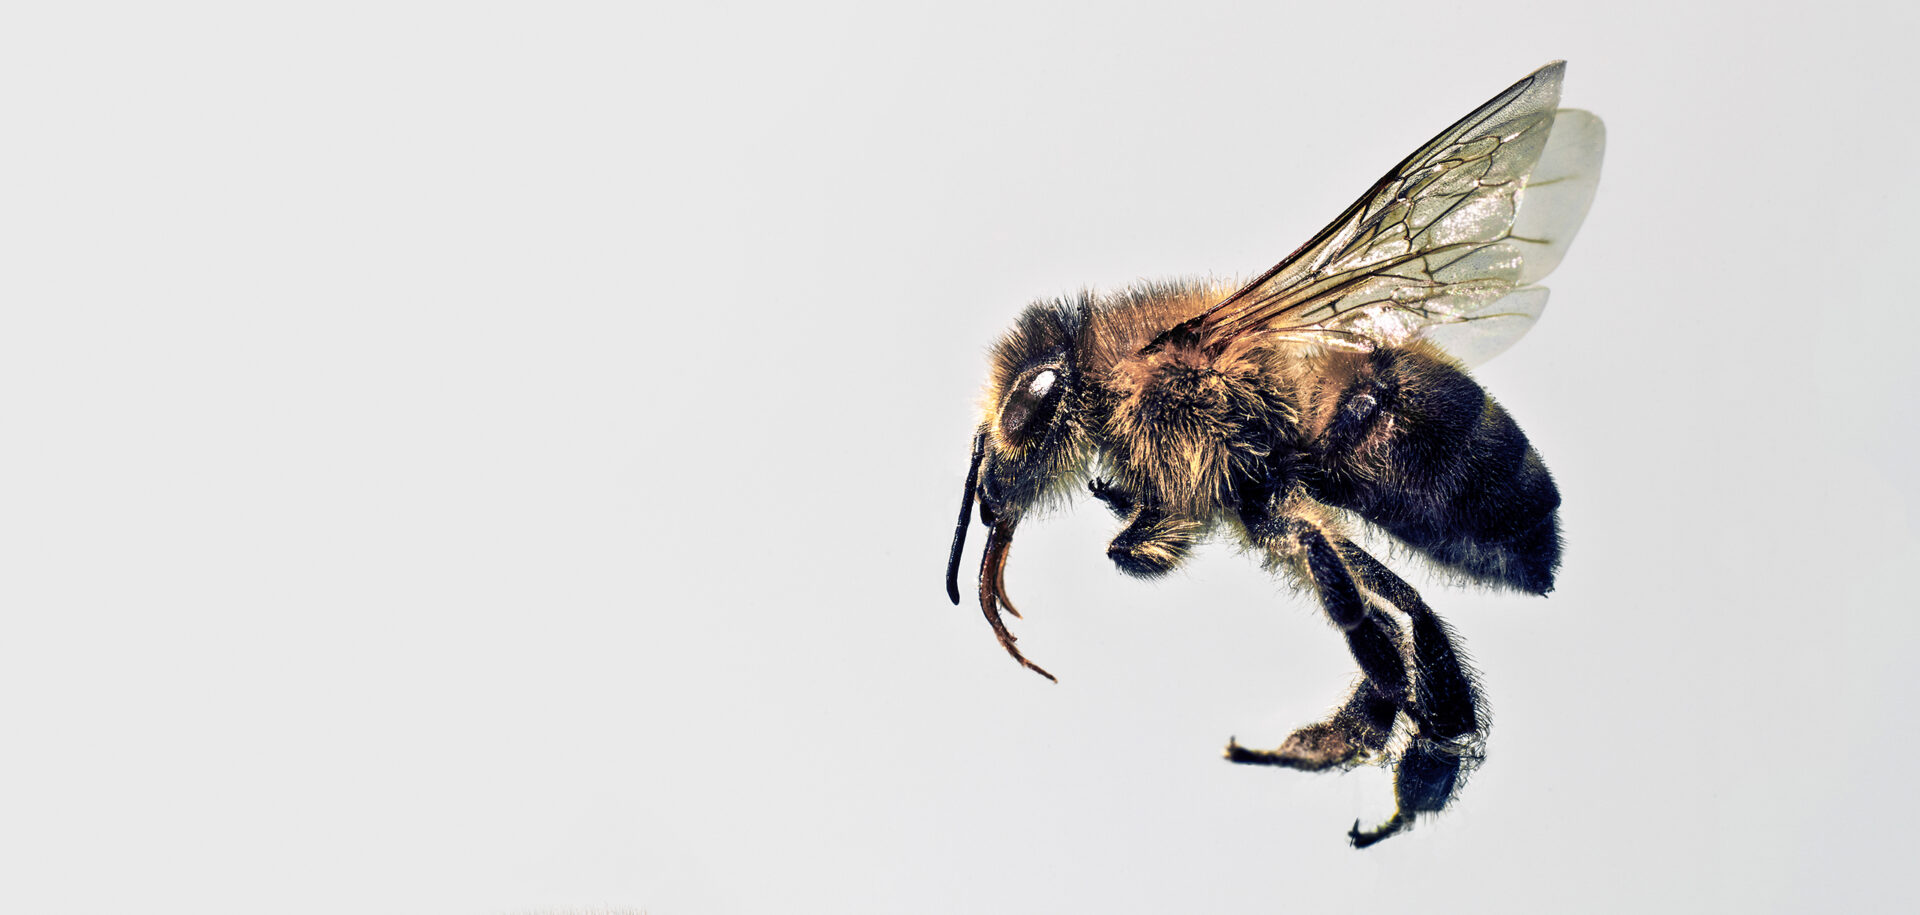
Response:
4,1,1916,913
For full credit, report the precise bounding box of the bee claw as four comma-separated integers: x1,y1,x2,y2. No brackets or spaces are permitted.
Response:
1087,476,1134,518
1348,810,1414,849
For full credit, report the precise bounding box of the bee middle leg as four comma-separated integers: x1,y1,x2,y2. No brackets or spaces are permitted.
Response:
1224,513,1408,770
1229,487,1490,846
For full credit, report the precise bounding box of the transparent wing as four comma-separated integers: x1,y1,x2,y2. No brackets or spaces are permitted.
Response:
1184,62,1604,365
1417,286,1547,368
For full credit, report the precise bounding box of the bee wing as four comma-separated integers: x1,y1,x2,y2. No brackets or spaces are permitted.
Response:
1416,285,1547,368
1176,62,1604,365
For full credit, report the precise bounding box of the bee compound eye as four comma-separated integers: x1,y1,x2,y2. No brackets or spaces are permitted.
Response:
1000,367,1065,443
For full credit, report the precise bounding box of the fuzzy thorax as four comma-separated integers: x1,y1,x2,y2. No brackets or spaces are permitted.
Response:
1103,336,1295,517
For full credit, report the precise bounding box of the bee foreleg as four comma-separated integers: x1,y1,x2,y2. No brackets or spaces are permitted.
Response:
1104,498,1199,578
1086,476,1135,519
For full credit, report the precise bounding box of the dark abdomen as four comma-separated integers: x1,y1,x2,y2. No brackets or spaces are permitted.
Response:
1306,344,1561,594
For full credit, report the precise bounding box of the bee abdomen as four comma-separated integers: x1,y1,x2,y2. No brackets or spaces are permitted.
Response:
1311,344,1561,594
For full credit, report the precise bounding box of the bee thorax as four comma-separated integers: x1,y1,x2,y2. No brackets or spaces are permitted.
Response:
1102,339,1294,516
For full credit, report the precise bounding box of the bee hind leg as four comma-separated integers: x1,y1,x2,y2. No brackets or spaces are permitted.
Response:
1347,739,1467,847
1338,544,1487,847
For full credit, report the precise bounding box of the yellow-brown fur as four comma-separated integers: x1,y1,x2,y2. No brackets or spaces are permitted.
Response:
1103,330,1296,518
979,279,1331,526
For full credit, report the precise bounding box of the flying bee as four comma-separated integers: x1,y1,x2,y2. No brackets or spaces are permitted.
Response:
942,62,1603,848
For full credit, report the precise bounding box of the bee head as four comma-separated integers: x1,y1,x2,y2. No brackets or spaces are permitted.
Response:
976,298,1088,523
942,297,1089,682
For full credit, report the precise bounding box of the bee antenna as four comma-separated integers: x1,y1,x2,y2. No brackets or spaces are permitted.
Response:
945,428,988,604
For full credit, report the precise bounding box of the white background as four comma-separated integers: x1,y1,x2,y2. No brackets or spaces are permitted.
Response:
4,2,1916,913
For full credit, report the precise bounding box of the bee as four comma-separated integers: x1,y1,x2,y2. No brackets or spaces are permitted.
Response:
942,62,1603,847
